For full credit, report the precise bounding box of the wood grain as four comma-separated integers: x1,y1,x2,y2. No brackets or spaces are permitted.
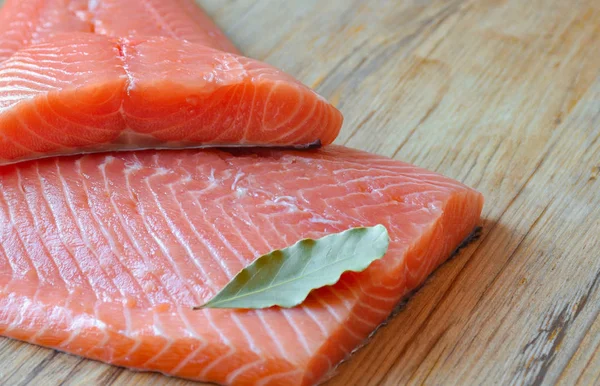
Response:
0,0,599,385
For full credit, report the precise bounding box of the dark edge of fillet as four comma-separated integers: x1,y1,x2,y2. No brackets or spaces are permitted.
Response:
293,139,322,149
320,225,484,384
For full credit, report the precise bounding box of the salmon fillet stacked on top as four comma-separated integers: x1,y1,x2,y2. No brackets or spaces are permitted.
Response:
0,0,342,165
0,1,484,385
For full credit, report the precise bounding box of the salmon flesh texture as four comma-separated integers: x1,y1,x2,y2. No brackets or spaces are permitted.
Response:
0,0,342,165
0,146,484,385
0,0,240,61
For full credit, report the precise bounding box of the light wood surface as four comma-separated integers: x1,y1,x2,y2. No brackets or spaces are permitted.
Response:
1,0,599,385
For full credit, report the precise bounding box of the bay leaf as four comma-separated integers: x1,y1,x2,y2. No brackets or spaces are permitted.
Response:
195,225,389,310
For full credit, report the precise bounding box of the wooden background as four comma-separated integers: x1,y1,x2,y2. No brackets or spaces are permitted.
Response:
1,0,599,385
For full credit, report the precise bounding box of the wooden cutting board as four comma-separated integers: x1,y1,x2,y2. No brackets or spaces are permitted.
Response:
1,0,599,385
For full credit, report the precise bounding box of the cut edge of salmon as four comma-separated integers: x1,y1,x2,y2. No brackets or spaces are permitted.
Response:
303,188,484,385
0,34,343,165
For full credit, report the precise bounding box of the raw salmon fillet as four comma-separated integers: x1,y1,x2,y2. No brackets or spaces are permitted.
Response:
0,0,238,62
0,146,483,385
0,33,341,164
0,1,342,165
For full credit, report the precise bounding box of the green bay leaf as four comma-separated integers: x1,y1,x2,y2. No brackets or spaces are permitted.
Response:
195,224,389,310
